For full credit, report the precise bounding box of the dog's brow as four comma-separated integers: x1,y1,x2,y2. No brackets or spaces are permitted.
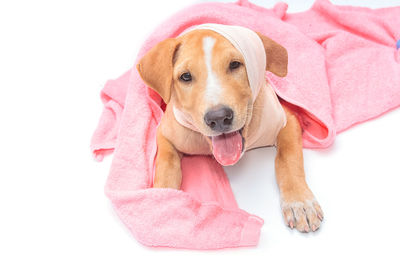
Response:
203,36,221,106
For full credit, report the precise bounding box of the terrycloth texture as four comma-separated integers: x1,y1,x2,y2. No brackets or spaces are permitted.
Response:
91,0,400,249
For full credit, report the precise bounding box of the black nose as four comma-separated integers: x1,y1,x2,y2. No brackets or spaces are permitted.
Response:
204,106,234,132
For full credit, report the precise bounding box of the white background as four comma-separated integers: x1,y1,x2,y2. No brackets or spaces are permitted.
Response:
1,0,399,266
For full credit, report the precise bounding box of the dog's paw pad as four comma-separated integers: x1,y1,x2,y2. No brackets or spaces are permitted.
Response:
281,199,323,233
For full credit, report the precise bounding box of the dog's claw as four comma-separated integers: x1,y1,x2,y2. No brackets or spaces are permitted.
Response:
281,198,323,233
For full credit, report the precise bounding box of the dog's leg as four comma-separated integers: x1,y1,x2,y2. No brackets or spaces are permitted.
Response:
153,128,182,189
275,107,324,232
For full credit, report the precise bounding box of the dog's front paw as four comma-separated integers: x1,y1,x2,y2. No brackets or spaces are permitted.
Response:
281,197,324,233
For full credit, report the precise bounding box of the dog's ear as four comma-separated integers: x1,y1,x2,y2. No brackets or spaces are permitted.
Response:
256,33,288,77
136,38,180,104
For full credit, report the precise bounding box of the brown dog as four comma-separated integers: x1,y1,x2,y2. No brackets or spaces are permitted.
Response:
137,27,323,233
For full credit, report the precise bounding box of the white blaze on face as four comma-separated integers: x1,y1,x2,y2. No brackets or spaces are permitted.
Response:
202,37,222,106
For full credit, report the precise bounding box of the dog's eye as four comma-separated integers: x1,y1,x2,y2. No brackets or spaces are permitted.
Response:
229,61,241,70
180,72,192,82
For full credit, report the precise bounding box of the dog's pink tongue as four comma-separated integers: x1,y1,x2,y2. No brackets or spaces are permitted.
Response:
211,131,243,166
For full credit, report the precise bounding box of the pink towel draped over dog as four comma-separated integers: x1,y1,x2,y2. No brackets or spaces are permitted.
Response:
91,0,400,249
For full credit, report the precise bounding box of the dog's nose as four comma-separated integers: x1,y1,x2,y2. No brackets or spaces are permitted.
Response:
204,106,234,132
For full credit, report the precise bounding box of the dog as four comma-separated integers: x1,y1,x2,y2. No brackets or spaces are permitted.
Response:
136,24,323,233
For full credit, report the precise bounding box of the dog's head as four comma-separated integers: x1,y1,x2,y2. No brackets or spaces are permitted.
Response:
137,26,287,165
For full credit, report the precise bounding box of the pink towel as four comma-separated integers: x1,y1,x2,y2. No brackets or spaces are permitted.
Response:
91,0,400,249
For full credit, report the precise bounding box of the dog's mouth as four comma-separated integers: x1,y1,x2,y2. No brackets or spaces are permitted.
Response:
210,128,244,166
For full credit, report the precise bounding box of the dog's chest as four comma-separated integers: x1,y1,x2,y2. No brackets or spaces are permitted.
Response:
173,131,212,155
244,83,287,150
